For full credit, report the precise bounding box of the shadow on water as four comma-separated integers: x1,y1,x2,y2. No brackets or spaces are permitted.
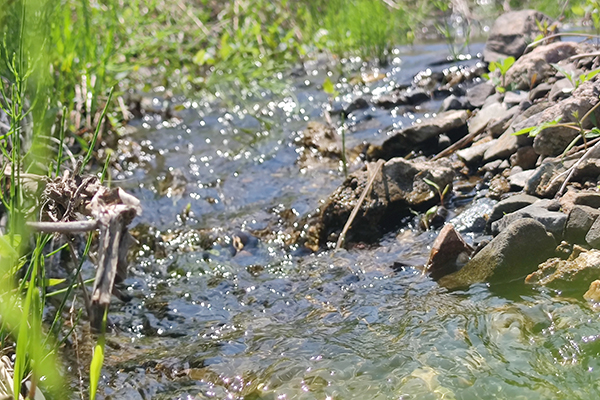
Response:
98,43,600,399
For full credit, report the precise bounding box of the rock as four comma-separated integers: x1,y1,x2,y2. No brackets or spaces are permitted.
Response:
318,157,454,244
373,88,430,109
584,280,600,302
483,128,519,161
483,10,554,63
586,217,600,249
487,193,541,229
440,95,468,112
426,224,474,280
439,219,556,289
560,190,600,212
510,78,600,156
468,101,508,136
503,90,529,107
491,202,566,239
525,155,600,198
508,169,536,190
466,82,496,109
456,140,494,166
487,175,511,199
548,78,574,102
529,82,553,101
526,247,600,295
564,205,600,245
448,197,496,233
367,110,469,160
505,42,581,90
488,106,519,137
510,146,538,170
342,97,369,118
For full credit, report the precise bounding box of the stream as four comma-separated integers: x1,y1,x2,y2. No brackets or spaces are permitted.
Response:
94,42,600,399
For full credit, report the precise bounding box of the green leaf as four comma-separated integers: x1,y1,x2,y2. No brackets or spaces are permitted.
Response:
323,76,336,95
423,177,440,191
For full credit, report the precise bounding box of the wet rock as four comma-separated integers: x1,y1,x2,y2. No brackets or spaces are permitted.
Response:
505,42,581,91
511,78,600,156
426,224,474,280
318,157,454,244
439,219,556,289
564,205,600,245
466,82,495,109
456,140,494,166
487,193,540,228
367,109,469,160
483,10,554,63
449,197,496,233
491,201,566,239
526,247,600,295
342,97,369,118
440,95,468,112
373,88,430,109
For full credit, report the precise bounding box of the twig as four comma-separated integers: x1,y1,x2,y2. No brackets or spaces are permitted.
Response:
570,52,600,61
26,220,98,233
432,129,479,161
335,159,385,250
554,139,600,198
527,32,600,48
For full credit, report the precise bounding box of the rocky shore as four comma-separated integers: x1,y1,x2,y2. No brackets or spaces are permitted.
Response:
301,9,600,301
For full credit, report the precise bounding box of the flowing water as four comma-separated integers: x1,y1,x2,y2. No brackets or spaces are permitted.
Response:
93,43,600,399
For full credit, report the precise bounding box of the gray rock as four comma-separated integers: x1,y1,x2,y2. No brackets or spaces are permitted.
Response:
510,146,538,170
565,205,600,245
318,157,454,244
440,95,468,112
439,219,556,289
508,169,536,190
373,88,430,109
525,155,600,198
456,140,494,165
466,81,496,109
586,217,600,249
449,197,496,233
368,109,469,160
529,82,553,101
505,42,582,90
468,101,508,136
342,97,369,117
549,78,574,101
487,193,540,227
483,128,519,161
491,202,566,239
503,90,529,106
483,10,554,63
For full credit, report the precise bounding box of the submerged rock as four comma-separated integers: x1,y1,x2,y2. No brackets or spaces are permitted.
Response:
438,219,556,289
367,109,469,160
483,10,554,62
318,157,454,245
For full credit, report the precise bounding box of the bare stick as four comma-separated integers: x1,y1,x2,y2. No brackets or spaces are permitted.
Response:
554,139,600,198
527,32,600,48
432,129,479,161
335,159,385,250
26,220,98,233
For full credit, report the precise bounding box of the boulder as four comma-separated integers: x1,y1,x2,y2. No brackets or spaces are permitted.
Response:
456,140,494,166
318,157,454,244
367,109,469,160
483,128,519,161
439,219,556,289
426,224,474,280
466,81,496,109
440,95,468,112
503,90,529,107
526,247,600,296
373,88,430,109
508,169,536,190
468,101,509,137
483,10,554,63
586,217,600,249
525,155,600,198
505,41,581,90
487,193,543,231
510,146,538,170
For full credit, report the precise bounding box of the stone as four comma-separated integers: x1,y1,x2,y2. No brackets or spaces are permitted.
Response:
426,224,474,280
466,81,496,109
505,42,582,90
448,197,496,233
503,90,529,107
487,175,511,199
483,10,554,63
483,128,519,161
529,82,553,101
373,88,430,109
564,205,600,245
548,78,574,102
487,193,542,229
526,248,600,295
456,140,494,166
586,217,600,249
342,97,369,118
508,169,536,190
440,95,468,112
318,157,454,245
468,101,508,136
525,155,600,198
491,202,567,239
488,106,519,138
367,110,469,160
439,219,556,289
510,146,538,170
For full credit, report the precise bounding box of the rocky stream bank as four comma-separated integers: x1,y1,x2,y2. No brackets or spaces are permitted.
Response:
298,9,600,301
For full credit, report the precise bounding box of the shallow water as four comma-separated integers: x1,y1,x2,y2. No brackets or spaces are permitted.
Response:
96,43,600,399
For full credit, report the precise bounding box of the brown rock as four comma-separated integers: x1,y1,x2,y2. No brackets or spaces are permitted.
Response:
426,224,474,280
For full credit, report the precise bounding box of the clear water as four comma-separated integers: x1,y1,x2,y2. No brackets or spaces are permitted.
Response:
95,43,600,400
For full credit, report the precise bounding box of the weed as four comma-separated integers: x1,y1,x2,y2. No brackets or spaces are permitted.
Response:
483,56,515,93
551,63,600,93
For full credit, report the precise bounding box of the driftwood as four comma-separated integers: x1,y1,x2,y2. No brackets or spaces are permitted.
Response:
25,170,141,329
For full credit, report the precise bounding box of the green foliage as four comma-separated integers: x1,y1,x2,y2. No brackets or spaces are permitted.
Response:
551,63,600,93
483,56,515,93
